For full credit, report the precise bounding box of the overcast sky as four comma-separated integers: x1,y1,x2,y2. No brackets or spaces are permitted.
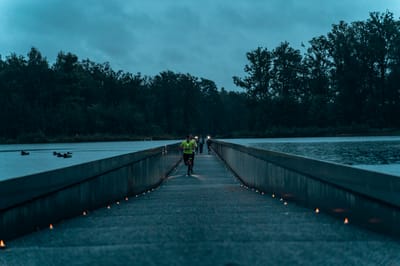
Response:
1,1,400,90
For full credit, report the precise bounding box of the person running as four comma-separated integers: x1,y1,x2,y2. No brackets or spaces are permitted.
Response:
180,135,196,175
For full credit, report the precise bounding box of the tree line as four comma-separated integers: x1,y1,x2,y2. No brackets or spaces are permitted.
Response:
234,11,400,135
0,11,399,143
0,48,245,142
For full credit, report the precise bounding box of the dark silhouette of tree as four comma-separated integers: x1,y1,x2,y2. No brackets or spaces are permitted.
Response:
270,42,304,127
233,47,273,132
302,36,332,126
198,78,223,135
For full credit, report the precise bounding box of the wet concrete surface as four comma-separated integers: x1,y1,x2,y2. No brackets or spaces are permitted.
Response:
1,153,400,265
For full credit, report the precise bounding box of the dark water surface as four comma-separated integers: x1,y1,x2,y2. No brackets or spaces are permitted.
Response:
223,136,400,176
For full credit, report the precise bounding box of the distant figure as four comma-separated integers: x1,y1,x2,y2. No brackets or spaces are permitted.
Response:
199,135,205,154
190,135,197,172
207,136,212,154
194,136,199,153
20,150,29,156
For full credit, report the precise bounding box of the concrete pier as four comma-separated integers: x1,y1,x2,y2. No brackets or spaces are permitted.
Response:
212,140,400,237
2,153,400,265
0,144,181,240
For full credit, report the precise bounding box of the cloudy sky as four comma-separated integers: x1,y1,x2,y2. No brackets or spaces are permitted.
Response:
1,1,400,90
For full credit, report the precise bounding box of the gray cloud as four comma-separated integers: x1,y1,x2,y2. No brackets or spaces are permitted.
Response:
1,0,399,90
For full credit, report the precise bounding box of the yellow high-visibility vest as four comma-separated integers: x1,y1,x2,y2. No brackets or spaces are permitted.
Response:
181,140,194,154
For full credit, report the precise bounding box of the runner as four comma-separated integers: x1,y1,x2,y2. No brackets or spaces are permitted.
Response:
180,135,196,175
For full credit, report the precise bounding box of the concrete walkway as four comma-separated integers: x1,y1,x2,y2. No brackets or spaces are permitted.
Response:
1,153,400,265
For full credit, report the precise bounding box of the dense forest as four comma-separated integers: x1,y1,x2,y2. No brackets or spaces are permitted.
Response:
0,11,400,143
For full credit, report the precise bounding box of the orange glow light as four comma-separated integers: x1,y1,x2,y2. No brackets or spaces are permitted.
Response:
344,217,349,224
49,224,54,230
315,208,320,214
0,240,6,249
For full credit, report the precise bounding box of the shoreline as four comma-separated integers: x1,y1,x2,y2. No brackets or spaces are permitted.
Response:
0,127,399,145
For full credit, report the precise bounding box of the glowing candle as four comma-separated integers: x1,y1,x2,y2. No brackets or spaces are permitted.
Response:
0,240,6,249
344,217,349,224
315,208,320,213
49,224,54,230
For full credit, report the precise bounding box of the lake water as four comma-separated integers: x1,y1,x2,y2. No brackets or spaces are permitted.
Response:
0,140,179,181
222,136,400,176
2,136,400,181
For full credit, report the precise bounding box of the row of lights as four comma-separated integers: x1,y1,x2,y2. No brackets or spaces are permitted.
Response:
0,187,159,250
239,183,350,225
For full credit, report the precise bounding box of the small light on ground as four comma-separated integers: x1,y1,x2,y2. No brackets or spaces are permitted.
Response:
0,240,6,249
83,211,87,216
344,217,349,224
49,224,54,230
315,208,320,214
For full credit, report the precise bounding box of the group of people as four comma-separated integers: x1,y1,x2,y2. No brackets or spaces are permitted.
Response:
180,134,212,175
